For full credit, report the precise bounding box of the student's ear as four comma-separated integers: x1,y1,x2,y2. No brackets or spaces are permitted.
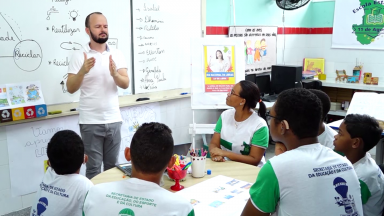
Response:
280,120,290,135
47,160,51,167
124,147,131,161
352,138,363,149
167,155,176,168
83,154,88,164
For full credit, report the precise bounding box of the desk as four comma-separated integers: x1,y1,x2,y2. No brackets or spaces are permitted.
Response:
91,160,260,192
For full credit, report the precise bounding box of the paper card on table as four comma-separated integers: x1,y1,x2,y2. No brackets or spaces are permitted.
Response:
176,175,252,216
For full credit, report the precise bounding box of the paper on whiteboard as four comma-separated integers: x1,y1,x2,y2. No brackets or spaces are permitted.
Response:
0,85,10,108
6,115,84,197
5,81,45,108
347,92,384,121
176,175,251,216
118,103,160,163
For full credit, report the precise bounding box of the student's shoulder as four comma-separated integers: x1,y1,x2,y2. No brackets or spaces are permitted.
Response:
221,109,235,117
162,191,193,212
270,144,345,165
69,174,93,188
355,156,382,181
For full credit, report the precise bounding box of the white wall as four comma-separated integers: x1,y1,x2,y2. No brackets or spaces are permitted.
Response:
0,97,221,215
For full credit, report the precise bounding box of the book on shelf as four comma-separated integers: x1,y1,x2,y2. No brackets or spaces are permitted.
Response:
303,58,325,78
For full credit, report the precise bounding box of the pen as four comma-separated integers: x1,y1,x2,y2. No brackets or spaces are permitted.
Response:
180,92,188,95
182,162,192,170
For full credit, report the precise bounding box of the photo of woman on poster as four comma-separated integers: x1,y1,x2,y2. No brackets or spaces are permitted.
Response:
208,50,231,72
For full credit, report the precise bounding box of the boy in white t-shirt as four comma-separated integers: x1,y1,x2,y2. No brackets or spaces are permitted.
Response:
334,114,384,216
275,89,337,155
83,122,195,216
241,88,363,216
30,130,93,216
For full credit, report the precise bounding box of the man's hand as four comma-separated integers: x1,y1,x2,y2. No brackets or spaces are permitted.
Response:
80,52,95,75
109,55,118,77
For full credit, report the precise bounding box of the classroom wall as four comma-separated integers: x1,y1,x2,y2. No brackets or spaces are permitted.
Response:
207,1,384,80
0,98,221,215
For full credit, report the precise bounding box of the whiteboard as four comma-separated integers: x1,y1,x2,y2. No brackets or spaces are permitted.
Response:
0,0,132,105
132,0,201,94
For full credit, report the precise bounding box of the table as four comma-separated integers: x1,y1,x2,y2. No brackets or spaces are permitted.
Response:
91,160,261,192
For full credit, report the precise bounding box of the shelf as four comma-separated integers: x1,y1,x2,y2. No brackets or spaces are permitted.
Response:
328,110,347,117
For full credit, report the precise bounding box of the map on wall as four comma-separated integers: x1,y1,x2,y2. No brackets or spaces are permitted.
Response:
333,0,384,49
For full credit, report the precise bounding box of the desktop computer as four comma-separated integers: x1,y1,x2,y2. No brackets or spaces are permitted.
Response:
271,65,302,94
262,65,303,102
245,74,271,97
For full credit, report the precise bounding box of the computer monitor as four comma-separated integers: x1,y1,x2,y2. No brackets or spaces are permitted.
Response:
271,65,302,94
245,74,271,97
255,74,271,97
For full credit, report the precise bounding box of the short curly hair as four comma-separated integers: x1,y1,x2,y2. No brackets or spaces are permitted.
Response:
47,130,84,175
130,122,174,174
344,114,382,152
309,89,331,121
275,88,322,139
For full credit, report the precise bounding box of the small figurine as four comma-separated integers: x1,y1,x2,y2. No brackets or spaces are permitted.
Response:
335,70,348,82
371,77,379,85
363,73,372,84
346,76,359,83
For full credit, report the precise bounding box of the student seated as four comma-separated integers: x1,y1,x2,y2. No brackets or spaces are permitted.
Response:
209,80,269,166
334,114,384,216
241,88,363,216
30,130,93,216
275,89,337,155
82,122,195,216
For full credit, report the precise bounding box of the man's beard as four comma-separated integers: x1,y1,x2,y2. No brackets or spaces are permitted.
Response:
90,29,109,44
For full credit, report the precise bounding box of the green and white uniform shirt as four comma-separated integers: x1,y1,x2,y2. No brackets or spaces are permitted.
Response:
214,109,269,167
249,143,363,216
353,153,384,216
83,178,195,216
318,123,337,149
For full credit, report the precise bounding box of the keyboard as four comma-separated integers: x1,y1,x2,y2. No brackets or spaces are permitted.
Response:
262,94,279,102
116,163,132,177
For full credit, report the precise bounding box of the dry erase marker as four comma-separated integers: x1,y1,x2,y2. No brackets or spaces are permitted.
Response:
48,110,62,115
180,92,188,95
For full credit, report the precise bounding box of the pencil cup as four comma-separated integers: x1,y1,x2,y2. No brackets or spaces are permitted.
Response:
191,156,206,178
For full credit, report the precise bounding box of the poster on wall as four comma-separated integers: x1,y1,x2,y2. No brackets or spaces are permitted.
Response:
228,26,277,74
333,0,384,50
190,38,244,109
204,46,236,92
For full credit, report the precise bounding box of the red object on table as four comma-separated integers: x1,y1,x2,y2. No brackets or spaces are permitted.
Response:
167,164,187,191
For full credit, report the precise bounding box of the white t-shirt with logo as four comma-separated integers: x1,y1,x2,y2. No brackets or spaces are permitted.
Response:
318,123,337,149
249,143,363,216
353,153,384,216
214,109,269,166
67,43,128,124
30,167,93,216
83,178,195,216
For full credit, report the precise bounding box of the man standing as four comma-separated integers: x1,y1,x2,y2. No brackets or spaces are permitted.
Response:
67,12,129,179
